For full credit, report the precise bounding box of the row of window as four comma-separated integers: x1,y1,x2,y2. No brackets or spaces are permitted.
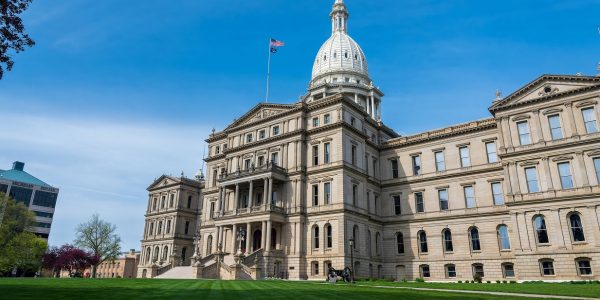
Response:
533,213,586,245
516,107,598,146
392,182,504,215
419,258,593,279
150,194,193,211
523,158,600,193
312,182,332,206
390,141,498,178
400,225,510,255
245,125,282,144
312,142,332,166
312,224,333,249
147,220,191,237
312,114,332,127
34,211,54,218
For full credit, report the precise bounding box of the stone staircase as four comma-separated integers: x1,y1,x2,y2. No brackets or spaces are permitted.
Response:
155,266,194,279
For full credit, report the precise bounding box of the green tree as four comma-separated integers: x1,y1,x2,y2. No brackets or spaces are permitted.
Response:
74,214,121,278
0,0,36,79
0,193,47,274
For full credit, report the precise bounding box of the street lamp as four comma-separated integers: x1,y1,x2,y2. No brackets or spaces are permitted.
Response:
349,237,355,283
192,231,201,258
236,228,246,256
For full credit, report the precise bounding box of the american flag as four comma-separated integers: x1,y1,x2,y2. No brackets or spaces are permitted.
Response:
270,38,285,47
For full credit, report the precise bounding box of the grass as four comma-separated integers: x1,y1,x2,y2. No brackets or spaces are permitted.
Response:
0,278,555,300
354,279,600,299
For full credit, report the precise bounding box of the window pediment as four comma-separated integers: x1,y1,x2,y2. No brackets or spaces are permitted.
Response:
575,100,598,108
519,161,539,167
542,108,563,115
586,150,600,157
512,114,531,122
551,155,573,162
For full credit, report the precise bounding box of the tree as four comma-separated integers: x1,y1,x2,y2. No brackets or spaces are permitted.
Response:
0,0,35,79
74,214,121,278
43,244,98,277
0,193,46,275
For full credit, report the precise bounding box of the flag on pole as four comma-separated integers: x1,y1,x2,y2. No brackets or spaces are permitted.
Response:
270,38,285,53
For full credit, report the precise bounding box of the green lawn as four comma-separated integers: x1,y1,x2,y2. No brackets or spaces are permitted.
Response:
0,278,556,300
355,280,600,299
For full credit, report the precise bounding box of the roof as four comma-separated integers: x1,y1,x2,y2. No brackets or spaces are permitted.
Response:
0,162,54,188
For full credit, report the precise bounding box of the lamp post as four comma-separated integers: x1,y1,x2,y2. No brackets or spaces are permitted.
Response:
349,237,355,283
192,231,201,258
236,228,246,256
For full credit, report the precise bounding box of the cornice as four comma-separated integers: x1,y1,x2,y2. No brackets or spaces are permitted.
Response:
380,118,497,150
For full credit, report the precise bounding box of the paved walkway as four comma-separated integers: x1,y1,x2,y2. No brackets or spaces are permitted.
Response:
312,282,597,300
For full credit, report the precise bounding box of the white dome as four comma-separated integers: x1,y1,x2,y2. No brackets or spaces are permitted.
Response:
309,0,370,87
311,32,369,82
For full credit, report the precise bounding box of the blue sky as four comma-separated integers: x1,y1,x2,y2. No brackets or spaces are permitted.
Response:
0,0,599,251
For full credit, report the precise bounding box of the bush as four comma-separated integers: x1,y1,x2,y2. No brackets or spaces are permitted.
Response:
509,281,517,284
401,279,407,283
457,280,462,283
473,274,483,283
502,280,508,284
470,280,475,283
486,281,491,284
415,277,425,283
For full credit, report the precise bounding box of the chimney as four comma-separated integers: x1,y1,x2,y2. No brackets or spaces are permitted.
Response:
12,161,25,171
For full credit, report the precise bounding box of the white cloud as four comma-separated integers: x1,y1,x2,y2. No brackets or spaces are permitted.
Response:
0,112,209,251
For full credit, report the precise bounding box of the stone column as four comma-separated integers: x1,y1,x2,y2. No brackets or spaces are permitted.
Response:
248,180,254,208
541,157,554,191
266,220,272,252
219,187,225,214
216,226,221,249
246,223,251,252
267,177,273,207
263,178,268,207
296,141,302,170
533,110,545,142
564,102,578,137
575,151,590,187
234,183,240,213
261,221,267,249
232,224,238,254
502,117,513,148
282,143,288,168
509,162,521,194
496,118,505,149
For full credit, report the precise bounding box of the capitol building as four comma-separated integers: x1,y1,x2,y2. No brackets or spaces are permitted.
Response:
138,0,600,281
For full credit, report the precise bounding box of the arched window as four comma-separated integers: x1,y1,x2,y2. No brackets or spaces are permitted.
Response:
366,230,372,257
534,215,549,244
419,264,430,277
375,232,381,256
569,213,585,242
396,233,404,254
162,245,169,260
325,224,333,248
469,227,481,251
497,225,511,250
181,247,187,263
166,220,171,234
352,225,359,249
418,231,428,253
472,263,484,278
313,226,320,249
443,229,453,252
158,221,163,234
206,235,213,255
153,246,159,262
575,257,593,276
145,247,151,263
445,264,456,278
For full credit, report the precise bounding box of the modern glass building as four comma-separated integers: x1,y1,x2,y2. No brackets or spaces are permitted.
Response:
0,161,59,239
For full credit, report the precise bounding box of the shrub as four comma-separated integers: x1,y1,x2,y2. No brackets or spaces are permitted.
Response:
473,274,483,283
470,280,475,283
502,280,507,284
415,277,425,283
457,280,462,283
486,281,491,284
401,279,407,283
509,281,517,284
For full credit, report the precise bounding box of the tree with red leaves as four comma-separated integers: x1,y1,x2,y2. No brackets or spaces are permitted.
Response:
43,244,98,277
0,0,35,79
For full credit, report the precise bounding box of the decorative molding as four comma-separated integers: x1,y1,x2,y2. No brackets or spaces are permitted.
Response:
435,185,450,190
270,147,281,152
542,108,563,116
310,140,321,145
322,137,333,142
586,150,600,157
551,155,574,162
575,100,598,108
410,152,422,156
481,137,498,143
431,147,446,152
519,161,539,167
456,142,470,147
512,114,531,122
411,189,426,193
460,182,476,186
487,178,505,182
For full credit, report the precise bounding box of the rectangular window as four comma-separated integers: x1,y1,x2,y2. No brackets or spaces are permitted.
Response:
420,265,431,278
313,145,319,166
271,152,279,166
464,186,476,208
391,159,399,178
548,114,563,140
594,158,600,185
459,146,471,167
351,145,357,165
486,142,498,163
312,117,319,127
582,107,598,133
541,261,555,276
272,126,280,136
312,184,319,206
503,264,515,278
32,191,58,208
352,185,358,206
525,167,540,193
246,133,253,143
438,189,449,211
577,259,593,276
324,114,331,124
324,182,331,205
259,129,266,139
9,186,33,206
258,156,265,167
517,121,531,145
446,265,457,278
244,159,251,170
393,195,401,215
215,145,220,154
491,182,504,205
435,151,445,171
558,162,574,189
415,192,424,213
324,143,331,163
412,155,421,176
184,221,190,235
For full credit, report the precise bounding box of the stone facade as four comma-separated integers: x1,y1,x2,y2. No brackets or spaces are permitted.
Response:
140,0,600,281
